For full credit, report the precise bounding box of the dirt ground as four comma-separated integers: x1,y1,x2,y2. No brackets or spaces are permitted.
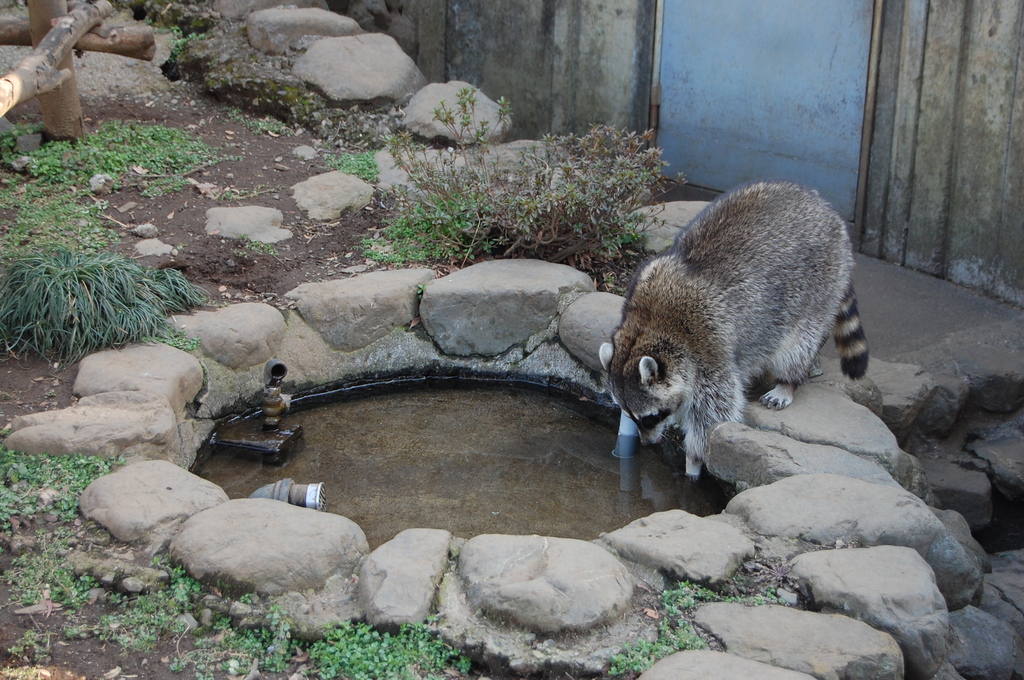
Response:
0,87,659,678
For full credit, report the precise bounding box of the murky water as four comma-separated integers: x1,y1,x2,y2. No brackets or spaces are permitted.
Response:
197,382,725,548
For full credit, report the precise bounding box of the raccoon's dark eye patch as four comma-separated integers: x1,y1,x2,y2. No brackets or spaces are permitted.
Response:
638,410,672,430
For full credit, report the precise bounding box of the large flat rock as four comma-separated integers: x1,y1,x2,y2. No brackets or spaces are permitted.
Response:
599,510,754,586
744,384,927,495
6,391,181,463
725,474,980,610
358,528,451,631
79,460,228,554
173,302,286,370
693,602,904,680
457,534,632,633
292,34,426,106
558,291,624,372
420,260,594,356
790,546,948,680
169,498,368,595
639,650,816,680
73,344,204,413
707,421,901,492
285,269,435,351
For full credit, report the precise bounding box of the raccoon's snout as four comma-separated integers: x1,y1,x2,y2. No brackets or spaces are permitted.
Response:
635,409,672,444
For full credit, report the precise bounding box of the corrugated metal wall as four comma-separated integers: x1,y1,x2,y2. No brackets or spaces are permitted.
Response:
863,0,1024,306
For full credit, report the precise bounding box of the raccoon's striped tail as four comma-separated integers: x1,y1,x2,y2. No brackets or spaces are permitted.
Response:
834,286,869,379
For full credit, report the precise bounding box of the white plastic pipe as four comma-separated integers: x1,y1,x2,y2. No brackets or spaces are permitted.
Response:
612,409,639,459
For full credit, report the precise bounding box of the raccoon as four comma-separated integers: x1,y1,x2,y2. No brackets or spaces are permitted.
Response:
599,180,868,478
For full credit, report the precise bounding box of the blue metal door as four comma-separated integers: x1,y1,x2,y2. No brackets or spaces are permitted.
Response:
657,1,875,219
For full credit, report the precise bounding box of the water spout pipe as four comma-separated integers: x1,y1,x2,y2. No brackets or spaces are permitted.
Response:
261,359,289,430
612,409,639,459
249,478,327,512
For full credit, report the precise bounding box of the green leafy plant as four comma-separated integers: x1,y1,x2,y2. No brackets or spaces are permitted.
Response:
0,447,116,530
226,107,294,137
99,564,202,651
309,620,471,680
0,120,219,255
234,236,278,256
0,249,208,364
7,629,52,664
373,87,665,268
7,528,98,609
608,581,782,676
326,150,379,183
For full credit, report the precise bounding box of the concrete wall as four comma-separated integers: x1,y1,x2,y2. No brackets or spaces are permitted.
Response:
411,0,655,140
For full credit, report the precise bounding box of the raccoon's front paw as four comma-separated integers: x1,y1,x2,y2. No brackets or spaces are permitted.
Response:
760,384,795,410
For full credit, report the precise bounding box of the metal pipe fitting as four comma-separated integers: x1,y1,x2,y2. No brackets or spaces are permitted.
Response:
249,478,326,512
262,359,289,430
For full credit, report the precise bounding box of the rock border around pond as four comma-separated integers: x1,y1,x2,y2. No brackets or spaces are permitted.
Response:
6,257,1024,679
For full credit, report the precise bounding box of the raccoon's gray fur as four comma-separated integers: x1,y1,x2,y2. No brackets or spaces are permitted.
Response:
599,180,868,478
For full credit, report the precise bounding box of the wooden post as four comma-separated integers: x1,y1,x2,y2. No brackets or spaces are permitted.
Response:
29,0,83,140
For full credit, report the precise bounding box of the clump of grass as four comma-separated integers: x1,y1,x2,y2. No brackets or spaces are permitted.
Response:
0,250,207,364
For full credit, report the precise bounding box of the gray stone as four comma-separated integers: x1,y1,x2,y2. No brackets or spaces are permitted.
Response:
173,302,286,370
73,344,204,413
213,0,327,21
358,528,451,631
79,460,228,554
131,223,159,238
16,133,41,152
458,534,633,633
933,661,970,680
968,437,1024,501
6,391,181,463
246,7,361,55
809,364,885,417
292,145,318,160
916,373,970,438
693,602,904,680
922,459,993,532
931,507,990,581
169,498,368,595
558,292,623,372
599,510,754,586
205,206,291,244
273,574,363,640
946,606,1017,680
925,529,985,612
744,383,928,496
293,34,426,106
403,81,509,143
89,173,114,195
987,550,1024,640
640,201,707,253
291,171,374,220
725,474,977,610
285,269,434,351
981,582,1024,641
639,650,817,680
789,546,949,680
870,359,938,442
954,345,1024,413
134,238,174,257
420,260,594,356
707,421,901,493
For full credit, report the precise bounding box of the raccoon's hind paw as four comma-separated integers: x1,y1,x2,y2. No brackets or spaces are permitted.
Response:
760,384,795,410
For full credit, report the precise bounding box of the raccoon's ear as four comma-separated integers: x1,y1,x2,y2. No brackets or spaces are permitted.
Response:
639,356,660,385
599,343,614,371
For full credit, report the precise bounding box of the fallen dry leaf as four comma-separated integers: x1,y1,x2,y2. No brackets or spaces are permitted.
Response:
643,608,660,619
13,602,63,615
103,667,121,679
